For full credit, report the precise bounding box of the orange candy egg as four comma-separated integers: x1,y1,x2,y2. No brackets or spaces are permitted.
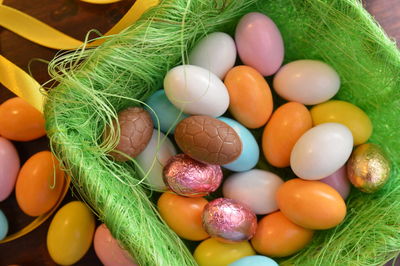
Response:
276,179,346,230
224,66,273,129
0,97,46,141
157,192,209,241
262,102,312,167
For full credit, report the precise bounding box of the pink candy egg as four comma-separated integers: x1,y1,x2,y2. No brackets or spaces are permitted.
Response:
0,137,20,201
320,165,351,200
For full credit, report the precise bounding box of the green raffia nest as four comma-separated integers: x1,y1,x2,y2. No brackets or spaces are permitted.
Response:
44,0,400,265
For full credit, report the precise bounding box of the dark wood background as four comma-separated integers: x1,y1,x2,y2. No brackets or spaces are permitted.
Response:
0,0,399,265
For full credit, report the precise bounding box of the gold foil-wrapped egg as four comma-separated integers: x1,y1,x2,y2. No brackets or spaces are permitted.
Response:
347,143,390,193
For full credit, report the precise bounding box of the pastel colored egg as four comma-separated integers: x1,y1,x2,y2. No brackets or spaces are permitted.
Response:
290,123,353,180
224,66,273,128
251,211,314,257
157,192,209,241
223,169,284,215
310,100,373,145
189,32,237,79
16,151,65,216
0,209,8,241
194,238,255,266
0,137,20,201
262,102,312,168
0,97,46,141
136,130,177,191
320,165,351,200
229,255,278,266
235,12,284,76
273,60,340,105
218,117,259,172
47,201,95,265
276,178,347,230
94,224,137,266
164,65,229,117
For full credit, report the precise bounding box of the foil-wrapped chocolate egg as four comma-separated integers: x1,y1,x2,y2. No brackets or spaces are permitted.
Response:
202,198,257,242
163,154,223,197
347,143,391,193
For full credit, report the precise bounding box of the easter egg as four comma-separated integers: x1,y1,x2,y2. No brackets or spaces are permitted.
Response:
174,116,242,165
0,97,46,141
164,65,229,117
273,60,340,105
0,209,8,241
347,143,390,193
15,151,65,216
290,123,353,180
163,154,223,197
223,169,284,215
251,211,314,257
229,255,278,266
157,192,209,241
47,201,95,265
310,100,373,145
320,165,351,200
189,32,237,79
276,178,347,230
94,224,137,266
136,129,176,191
235,12,284,76
218,117,259,172
224,66,273,128
0,137,20,201
145,90,188,133
194,238,255,266
262,102,312,168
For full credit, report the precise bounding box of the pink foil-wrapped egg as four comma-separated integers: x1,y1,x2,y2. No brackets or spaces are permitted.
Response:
202,198,257,242
163,154,223,197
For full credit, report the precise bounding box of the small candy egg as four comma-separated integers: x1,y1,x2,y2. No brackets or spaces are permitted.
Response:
223,169,284,215
290,123,353,180
136,129,177,191
16,151,65,216
163,154,222,197
251,211,314,257
235,12,284,76
262,102,312,168
218,117,259,172
47,201,95,265
174,116,242,165
94,224,137,266
320,165,351,200
145,90,188,133
164,65,229,117
189,32,237,79
224,66,273,128
157,192,209,241
194,238,255,266
311,100,373,146
0,209,8,241
229,255,278,266
202,198,257,242
276,178,347,230
0,137,20,201
273,60,340,105
0,97,46,141
347,143,390,193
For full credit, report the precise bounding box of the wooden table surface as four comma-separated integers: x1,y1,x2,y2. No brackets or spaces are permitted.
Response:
0,0,399,265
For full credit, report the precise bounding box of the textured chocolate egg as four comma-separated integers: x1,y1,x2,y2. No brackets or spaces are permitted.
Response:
174,116,242,165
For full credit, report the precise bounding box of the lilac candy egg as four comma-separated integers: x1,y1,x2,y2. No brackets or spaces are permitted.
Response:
320,165,351,200
202,198,257,242
0,137,20,201
163,154,223,197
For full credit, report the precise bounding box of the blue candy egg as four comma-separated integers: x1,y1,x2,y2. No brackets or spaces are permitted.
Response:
219,117,259,172
145,90,188,133
0,209,8,240
229,255,279,266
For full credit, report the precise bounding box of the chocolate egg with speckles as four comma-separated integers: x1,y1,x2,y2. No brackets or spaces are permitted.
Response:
174,116,242,165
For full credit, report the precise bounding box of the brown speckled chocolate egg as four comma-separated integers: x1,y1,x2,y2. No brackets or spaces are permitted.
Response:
174,116,242,165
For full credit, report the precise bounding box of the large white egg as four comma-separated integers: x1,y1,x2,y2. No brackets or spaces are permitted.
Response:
222,169,284,215
164,65,230,117
189,32,237,79
290,123,353,180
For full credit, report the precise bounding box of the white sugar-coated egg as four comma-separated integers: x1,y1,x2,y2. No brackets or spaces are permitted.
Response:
273,60,340,105
223,169,284,215
189,32,237,79
164,65,230,117
290,123,353,180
